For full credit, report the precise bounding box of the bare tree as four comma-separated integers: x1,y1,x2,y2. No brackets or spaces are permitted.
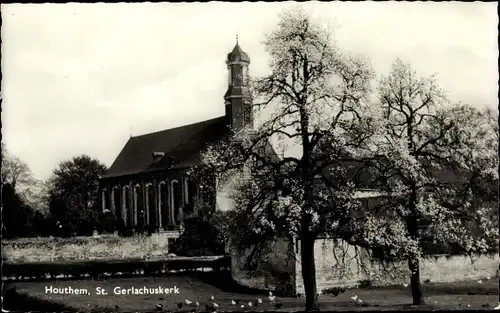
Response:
196,7,374,311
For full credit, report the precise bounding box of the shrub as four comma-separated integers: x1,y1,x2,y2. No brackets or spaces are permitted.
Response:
170,216,225,256
170,198,229,257
3,257,230,280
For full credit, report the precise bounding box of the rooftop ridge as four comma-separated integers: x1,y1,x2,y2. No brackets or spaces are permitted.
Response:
131,115,226,139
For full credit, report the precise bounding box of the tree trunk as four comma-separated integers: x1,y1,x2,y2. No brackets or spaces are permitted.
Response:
300,234,319,312
408,254,425,305
406,215,425,305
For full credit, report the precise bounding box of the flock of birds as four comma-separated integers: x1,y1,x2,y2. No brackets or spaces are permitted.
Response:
5,276,494,313
149,287,371,312
151,292,282,312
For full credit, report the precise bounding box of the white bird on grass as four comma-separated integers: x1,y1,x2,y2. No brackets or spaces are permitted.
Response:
248,301,252,307
268,291,276,302
350,295,358,301
402,283,409,287
477,280,483,284
231,300,236,305
210,295,215,301
240,304,245,308
195,301,200,307
185,299,192,305
213,303,219,308
257,298,263,304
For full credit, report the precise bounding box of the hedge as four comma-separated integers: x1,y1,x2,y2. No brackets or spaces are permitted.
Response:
2,234,165,262
3,256,231,281
3,235,123,250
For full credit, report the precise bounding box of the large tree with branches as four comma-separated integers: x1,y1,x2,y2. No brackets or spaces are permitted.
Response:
195,8,374,311
47,154,108,236
350,59,499,305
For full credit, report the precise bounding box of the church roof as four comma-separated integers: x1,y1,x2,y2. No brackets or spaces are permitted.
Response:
227,43,250,63
101,116,229,179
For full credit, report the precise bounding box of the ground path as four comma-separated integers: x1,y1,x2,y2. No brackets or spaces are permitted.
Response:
4,273,497,312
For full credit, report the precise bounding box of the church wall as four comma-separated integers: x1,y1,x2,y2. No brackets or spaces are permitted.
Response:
99,168,204,233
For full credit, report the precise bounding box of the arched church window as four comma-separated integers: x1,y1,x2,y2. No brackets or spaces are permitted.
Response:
122,186,130,226
101,189,105,212
133,184,141,226
158,182,168,228
184,178,197,215
187,179,196,205
145,183,156,229
172,180,181,223
112,187,120,215
146,183,157,231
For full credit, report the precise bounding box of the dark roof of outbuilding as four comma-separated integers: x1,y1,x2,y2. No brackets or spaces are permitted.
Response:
101,116,229,179
318,155,466,191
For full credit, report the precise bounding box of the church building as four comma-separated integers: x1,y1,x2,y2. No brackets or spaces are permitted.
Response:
99,41,257,235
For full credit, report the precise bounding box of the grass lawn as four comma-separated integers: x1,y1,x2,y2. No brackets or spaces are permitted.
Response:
3,273,498,312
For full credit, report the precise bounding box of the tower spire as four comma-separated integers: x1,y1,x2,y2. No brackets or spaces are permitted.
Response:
225,40,252,132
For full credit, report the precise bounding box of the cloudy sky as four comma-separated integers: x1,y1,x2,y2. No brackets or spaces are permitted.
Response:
2,2,498,181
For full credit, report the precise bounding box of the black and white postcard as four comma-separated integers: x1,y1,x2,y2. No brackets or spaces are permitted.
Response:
2,2,498,312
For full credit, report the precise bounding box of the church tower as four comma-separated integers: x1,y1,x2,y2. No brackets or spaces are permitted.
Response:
224,39,253,132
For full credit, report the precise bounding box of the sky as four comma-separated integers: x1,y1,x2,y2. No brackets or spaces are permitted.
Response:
2,2,498,181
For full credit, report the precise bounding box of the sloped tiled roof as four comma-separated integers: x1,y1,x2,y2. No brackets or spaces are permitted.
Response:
101,116,229,179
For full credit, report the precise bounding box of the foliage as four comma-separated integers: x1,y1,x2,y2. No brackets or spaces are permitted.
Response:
349,59,499,305
195,6,374,312
46,155,108,236
2,182,51,238
196,10,497,309
170,197,228,257
1,143,49,213
1,143,36,194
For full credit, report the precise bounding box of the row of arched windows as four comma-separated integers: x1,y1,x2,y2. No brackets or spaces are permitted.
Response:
101,177,197,231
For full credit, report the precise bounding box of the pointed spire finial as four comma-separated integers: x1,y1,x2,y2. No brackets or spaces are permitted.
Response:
236,32,239,44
